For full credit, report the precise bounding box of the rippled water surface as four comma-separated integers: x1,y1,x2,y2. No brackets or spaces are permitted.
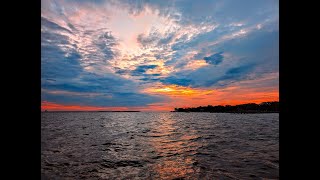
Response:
41,112,279,179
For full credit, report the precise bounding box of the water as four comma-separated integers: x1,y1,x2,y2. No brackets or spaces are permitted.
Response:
41,112,279,179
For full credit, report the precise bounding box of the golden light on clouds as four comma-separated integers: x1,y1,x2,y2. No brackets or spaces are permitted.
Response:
145,60,174,76
143,84,214,96
183,60,209,70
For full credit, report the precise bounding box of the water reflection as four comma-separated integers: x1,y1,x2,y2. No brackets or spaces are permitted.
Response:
42,112,279,179
147,113,201,179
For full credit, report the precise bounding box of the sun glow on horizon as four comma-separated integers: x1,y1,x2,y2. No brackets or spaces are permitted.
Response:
142,84,214,96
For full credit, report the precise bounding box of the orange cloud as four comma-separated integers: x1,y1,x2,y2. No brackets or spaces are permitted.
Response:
183,60,209,70
141,82,278,110
142,84,214,96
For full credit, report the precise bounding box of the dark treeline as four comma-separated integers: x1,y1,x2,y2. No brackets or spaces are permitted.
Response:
172,101,279,113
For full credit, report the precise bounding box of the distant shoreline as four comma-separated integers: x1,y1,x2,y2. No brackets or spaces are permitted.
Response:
172,101,279,113
170,111,279,114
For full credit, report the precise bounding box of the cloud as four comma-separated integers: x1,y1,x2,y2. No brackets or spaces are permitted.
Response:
202,64,256,87
226,65,253,75
115,65,160,78
94,31,118,61
41,17,73,34
41,38,82,79
41,70,164,106
161,76,192,87
203,52,224,65
43,90,163,107
41,11,162,107
137,33,159,48
132,65,158,74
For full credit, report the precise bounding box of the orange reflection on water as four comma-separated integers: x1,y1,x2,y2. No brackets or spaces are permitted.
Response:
147,113,200,179
152,157,196,179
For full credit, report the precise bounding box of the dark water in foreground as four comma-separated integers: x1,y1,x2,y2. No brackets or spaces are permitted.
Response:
41,112,279,179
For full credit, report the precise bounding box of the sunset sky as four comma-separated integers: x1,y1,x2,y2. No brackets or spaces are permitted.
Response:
41,0,279,111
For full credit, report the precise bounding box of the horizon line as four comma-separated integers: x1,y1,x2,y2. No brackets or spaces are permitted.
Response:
41,101,279,112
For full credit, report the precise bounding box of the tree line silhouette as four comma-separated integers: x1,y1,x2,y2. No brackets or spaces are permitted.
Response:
172,101,279,113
